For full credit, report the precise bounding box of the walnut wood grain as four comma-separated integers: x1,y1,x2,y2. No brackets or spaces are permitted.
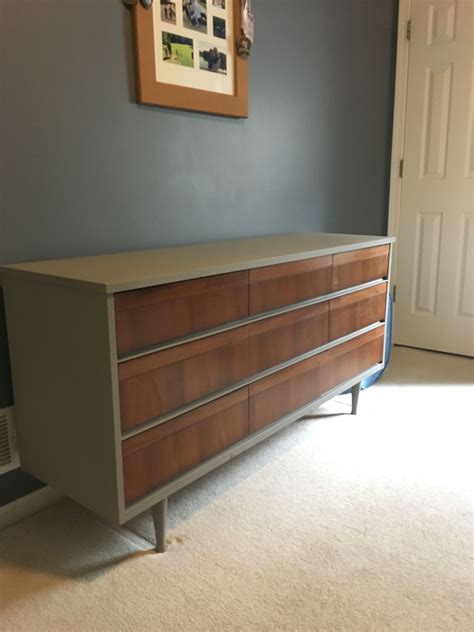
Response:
115,271,249,355
329,283,387,341
326,325,384,383
248,303,329,374
249,256,332,315
119,326,249,431
249,326,384,433
332,246,389,291
123,389,249,504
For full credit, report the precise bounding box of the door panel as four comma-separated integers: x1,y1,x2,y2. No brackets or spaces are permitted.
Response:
395,0,474,355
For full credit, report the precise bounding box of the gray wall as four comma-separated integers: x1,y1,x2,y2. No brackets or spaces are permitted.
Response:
0,0,398,504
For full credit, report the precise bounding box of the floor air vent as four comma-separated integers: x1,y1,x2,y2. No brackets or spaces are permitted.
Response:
0,407,20,475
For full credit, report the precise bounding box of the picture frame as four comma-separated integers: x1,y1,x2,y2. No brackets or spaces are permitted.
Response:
132,0,248,117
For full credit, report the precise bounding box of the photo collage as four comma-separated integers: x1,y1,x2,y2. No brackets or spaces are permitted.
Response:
160,0,229,76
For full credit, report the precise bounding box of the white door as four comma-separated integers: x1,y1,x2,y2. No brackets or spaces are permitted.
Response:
395,0,474,356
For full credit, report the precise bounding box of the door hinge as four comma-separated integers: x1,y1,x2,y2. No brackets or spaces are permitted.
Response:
406,20,412,40
399,159,404,178
392,285,397,303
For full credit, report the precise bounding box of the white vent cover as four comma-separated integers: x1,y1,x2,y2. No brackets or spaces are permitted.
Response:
0,407,20,475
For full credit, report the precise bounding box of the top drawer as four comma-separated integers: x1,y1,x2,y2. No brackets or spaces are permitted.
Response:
114,271,249,355
332,246,389,291
249,256,332,315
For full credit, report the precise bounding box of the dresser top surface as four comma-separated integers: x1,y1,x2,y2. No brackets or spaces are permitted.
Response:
1,233,394,294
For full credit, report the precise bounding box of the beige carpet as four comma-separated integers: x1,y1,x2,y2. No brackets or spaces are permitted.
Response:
0,347,473,631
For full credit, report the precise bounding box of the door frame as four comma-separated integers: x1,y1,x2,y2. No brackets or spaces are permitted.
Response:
387,0,412,288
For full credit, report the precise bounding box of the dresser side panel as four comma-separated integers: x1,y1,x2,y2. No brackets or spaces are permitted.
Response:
2,279,121,523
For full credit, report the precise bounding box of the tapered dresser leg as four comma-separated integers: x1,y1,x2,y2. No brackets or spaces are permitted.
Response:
351,382,361,415
151,498,167,553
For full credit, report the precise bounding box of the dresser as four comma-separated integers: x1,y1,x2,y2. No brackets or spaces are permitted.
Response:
1,233,394,551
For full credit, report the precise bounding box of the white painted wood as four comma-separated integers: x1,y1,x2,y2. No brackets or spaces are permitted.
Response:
0,233,394,294
393,0,474,356
388,0,413,288
1,235,392,531
2,279,122,523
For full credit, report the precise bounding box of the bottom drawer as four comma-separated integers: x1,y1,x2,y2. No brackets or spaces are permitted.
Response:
249,326,384,433
122,388,249,504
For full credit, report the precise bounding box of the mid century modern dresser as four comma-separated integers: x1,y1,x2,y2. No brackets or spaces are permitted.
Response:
1,233,394,551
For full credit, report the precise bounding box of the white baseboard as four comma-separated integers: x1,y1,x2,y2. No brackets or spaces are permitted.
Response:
0,486,63,530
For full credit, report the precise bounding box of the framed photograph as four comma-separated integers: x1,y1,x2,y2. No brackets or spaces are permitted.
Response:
132,0,248,117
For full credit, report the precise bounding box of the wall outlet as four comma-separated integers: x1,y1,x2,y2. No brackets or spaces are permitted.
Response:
0,406,20,475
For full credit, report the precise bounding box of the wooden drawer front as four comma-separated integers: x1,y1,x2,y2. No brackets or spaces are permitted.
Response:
248,303,329,375
249,326,384,433
119,327,249,431
249,256,332,315
122,389,249,504
115,271,249,355
332,246,389,291
329,283,387,341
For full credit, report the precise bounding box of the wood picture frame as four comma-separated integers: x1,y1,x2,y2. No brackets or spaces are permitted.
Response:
132,0,248,118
